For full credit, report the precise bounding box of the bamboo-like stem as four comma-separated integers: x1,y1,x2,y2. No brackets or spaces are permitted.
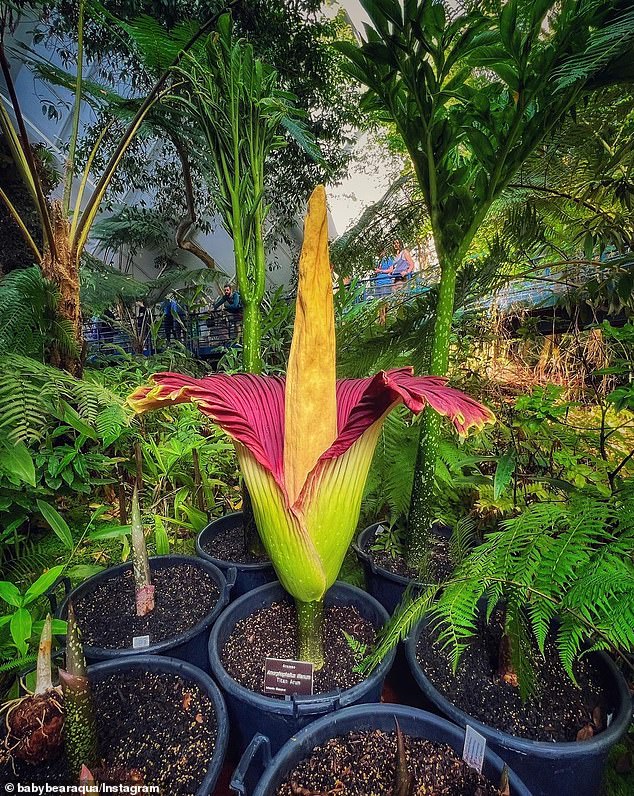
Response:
295,599,325,670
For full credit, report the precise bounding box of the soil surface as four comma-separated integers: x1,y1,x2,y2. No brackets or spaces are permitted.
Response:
276,728,503,795
221,600,376,695
416,613,613,742
0,670,217,795
201,523,269,564
73,563,220,648
369,525,454,581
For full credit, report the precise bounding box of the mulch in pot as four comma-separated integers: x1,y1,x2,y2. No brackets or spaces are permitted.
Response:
369,524,454,581
201,522,269,565
416,612,614,742
0,670,217,795
73,563,220,649
221,600,376,696
276,728,504,795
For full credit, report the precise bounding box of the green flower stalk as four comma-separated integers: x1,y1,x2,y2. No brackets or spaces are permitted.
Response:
131,487,155,616
129,187,494,668
58,602,98,777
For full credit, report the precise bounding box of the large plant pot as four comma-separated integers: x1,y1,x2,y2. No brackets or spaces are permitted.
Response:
354,522,410,614
89,656,228,796
196,512,276,599
58,555,232,673
207,581,396,755
230,703,534,796
405,621,633,796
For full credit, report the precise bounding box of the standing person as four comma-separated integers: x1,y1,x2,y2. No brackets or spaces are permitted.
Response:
213,283,243,338
391,239,415,291
162,295,184,343
374,246,394,299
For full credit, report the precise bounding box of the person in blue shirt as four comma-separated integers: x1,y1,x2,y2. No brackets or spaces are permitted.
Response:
213,283,243,338
374,247,394,298
162,295,184,343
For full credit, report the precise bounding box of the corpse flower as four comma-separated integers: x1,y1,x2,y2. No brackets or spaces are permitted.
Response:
129,186,493,667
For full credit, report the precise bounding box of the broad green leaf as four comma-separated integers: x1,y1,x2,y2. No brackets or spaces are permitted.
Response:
494,451,516,500
0,581,22,607
500,0,517,53
0,441,36,486
154,515,170,555
33,618,67,635
10,608,32,654
66,564,105,580
23,565,65,605
36,500,74,549
57,399,98,440
88,524,131,540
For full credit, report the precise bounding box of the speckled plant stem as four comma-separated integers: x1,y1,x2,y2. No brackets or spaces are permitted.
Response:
59,603,98,777
407,262,457,568
296,598,325,670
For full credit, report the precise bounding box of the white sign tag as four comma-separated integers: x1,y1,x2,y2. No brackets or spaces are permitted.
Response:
132,634,151,648
462,724,487,773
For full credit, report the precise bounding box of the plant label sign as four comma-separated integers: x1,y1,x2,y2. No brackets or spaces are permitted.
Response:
462,724,486,773
264,657,314,696
132,634,151,649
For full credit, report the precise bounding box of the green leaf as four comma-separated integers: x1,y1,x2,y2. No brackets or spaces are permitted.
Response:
36,500,74,549
10,608,32,654
0,581,23,607
66,564,105,580
23,565,65,605
57,399,98,440
33,618,67,635
154,515,170,556
0,441,36,486
88,524,131,540
500,0,517,53
494,450,516,500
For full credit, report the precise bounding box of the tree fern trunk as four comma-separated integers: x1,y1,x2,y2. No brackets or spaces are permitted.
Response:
406,262,457,568
40,201,84,376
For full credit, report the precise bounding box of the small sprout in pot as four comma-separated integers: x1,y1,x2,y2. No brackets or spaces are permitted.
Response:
2,615,64,764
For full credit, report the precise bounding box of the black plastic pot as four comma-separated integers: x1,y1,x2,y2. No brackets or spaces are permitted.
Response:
196,511,276,599
405,621,633,796
230,703,534,796
354,522,410,614
88,655,228,796
207,581,396,755
57,555,233,673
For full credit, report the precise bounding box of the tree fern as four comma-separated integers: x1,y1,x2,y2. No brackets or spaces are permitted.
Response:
363,490,634,694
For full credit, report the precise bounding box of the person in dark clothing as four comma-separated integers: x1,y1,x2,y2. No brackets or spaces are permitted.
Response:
213,283,243,338
162,296,184,343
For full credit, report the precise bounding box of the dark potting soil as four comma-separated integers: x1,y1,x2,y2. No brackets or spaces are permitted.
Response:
0,670,217,795
276,729,503,796
370,525,454,581
73,563,220,648
201,522,269,564
416,613,613,742
221,600,376,695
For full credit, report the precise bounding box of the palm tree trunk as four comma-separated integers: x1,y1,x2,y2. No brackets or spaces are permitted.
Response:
40,201,84,375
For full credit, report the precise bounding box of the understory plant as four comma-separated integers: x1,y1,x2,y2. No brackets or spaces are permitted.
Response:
129,186,493,667
365,487,634,700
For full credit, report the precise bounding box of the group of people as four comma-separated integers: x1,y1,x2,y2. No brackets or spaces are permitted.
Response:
374,238,416,297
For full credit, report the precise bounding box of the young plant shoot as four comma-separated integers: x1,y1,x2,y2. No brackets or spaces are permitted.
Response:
131,487,155,617
58,603,98,777
129,186,493,668
2,615,64,764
